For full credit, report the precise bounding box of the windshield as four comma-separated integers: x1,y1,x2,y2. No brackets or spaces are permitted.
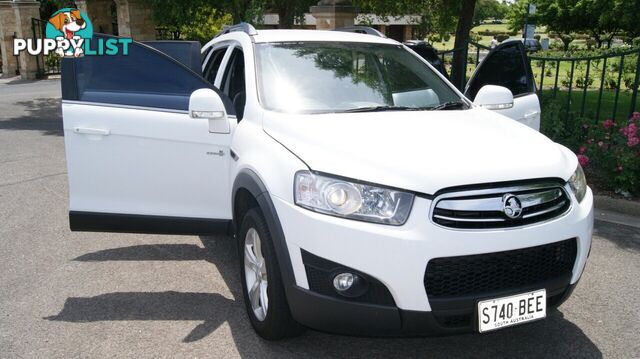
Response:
255,42,464,114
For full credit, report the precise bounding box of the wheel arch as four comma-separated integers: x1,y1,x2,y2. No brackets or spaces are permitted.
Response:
232,169,297,298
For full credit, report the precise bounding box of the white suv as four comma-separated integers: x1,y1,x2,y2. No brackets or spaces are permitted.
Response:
60,24,593,339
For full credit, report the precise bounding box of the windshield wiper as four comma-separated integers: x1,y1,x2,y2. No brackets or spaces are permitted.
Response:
342,105,421,113
427,101,467,111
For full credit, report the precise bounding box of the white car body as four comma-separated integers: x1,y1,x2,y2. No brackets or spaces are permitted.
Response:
61,27,593,338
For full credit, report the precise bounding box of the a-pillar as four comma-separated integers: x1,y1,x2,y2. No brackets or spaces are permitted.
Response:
0,1,19,77
12,0,40,79
75,0,114,34
310,0,357,30
114,0,155,40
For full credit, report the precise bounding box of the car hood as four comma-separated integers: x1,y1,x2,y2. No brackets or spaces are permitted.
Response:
263,108,577,195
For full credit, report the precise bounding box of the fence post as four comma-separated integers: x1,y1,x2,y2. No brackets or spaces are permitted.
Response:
566,60,575,120
553,61,560,97
581,59,590,118
629,53,640,117
539,60,545,95
596,57,607,121
612,55,625,120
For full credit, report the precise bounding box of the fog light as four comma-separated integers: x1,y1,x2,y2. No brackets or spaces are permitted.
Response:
333,272,354,292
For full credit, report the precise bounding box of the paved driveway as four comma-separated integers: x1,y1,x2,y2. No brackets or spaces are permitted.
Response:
1,79,639,358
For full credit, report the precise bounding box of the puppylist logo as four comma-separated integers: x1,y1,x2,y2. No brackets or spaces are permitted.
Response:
14,8,132,58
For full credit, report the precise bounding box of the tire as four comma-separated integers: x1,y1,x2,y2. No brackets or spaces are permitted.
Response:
238,207,304,340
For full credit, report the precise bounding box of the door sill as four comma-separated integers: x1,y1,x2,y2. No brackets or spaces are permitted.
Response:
69,211,231,235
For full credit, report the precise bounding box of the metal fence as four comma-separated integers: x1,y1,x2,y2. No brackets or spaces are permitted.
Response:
436,40,490,91
31,18,61,78
438,40,639,122
530,48,639,122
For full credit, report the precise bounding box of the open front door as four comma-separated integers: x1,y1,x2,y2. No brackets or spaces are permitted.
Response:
61,35,236,235
465,41,541,130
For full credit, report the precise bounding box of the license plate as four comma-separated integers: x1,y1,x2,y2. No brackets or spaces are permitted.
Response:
477,289,546,333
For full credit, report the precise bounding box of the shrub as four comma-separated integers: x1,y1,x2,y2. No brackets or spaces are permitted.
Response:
534,34,541,41
44,52,60,70
624,76,639,91
576,75,594,88
576,115,640,194
540,100,640,194
560,34,574,51
604,77,619,90
586,39,596,49
634,37,640,48
468,31,482,42
496,33,509,42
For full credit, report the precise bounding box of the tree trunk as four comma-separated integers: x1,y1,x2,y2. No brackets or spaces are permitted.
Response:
451,0,477,91
278,6,294,29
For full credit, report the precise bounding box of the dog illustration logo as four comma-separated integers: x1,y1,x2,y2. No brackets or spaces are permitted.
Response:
45,8,93,57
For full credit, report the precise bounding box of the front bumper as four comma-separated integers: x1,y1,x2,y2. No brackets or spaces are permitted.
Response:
287,283,578,336
272,187,593,335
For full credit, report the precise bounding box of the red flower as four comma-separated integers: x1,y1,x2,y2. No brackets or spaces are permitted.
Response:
579,146,587,154
628,123,638,138
603,119,615,129
577,154,589,167
628,136,639,147
632,112,640,121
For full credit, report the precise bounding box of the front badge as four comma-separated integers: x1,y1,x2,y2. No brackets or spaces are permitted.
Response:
502,194,523,219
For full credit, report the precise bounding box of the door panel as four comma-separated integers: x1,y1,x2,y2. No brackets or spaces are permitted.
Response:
63,103,231,219
465,41,541,130
61,34,235,234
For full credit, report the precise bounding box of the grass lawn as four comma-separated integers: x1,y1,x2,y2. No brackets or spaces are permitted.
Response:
539,89,638,121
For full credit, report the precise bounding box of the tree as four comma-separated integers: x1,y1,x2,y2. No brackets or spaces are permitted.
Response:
270,0,317,28
354,0,458,38
40,0,77,19
355,0,477,89
507,0,634,49
451,0,477,89
473,0,508,25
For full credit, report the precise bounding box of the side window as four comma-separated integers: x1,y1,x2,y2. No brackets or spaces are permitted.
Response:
203,47,227,85
465,42,533,101
221,48,246,120
62,34,235,115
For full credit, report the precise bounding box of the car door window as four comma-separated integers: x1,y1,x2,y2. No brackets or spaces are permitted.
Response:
203,47,227,85
465,42,534,101
62,33,235,115
221,47,246,120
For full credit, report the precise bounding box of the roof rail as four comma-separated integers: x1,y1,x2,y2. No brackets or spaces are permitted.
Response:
215,22,258,38
334,26,386,38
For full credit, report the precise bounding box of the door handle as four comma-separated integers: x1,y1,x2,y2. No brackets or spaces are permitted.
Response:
73,127,110,136
524,111,540,119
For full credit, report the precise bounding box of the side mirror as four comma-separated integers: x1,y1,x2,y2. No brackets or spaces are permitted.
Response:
189,88,229,134
473,85,514,110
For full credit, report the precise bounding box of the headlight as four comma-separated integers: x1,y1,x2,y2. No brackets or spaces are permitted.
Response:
294,171,414,225
568,164,587,203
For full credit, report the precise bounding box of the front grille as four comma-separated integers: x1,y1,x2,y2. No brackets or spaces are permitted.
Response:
432,182,571,229
301,250,395,306
424,238,577,298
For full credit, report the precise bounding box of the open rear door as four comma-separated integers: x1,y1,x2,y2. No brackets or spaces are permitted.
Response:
465,41,541,130
61,34,236,235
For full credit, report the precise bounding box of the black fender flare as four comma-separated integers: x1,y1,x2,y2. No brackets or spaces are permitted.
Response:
232,169,297,299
